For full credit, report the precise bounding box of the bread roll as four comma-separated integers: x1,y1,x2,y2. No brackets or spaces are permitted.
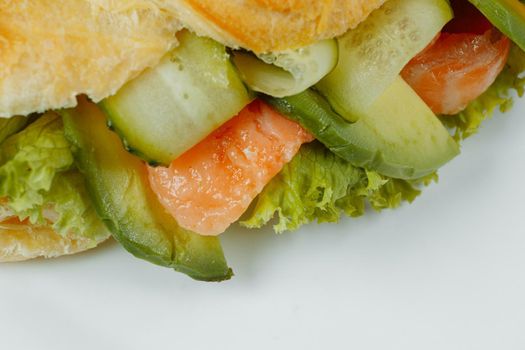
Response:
168,0,387,53
0,0,180,118
0,217,110,262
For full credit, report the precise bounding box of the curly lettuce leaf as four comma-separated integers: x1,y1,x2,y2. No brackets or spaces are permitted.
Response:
0,114,73,213
0,116,30,146
241,142,430,233
46,171,107,239
0,113,107,239
441,44,525,140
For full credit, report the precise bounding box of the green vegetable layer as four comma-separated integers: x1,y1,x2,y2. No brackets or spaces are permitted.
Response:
266,76,460,180
242,142,431,233
0,113,108,240
0,116,29,146
62,98,232,281
316,0,453,121
101,30,252,166
245,45,525,233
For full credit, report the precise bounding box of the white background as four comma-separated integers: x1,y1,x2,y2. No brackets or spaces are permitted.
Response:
1,98,524,350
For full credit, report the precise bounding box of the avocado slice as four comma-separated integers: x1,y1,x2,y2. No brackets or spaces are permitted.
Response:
265,77,460,180
469,0,525,51
61,98,233,281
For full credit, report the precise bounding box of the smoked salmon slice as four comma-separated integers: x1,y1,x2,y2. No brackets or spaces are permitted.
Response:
402,29,510,115
148,100,313,236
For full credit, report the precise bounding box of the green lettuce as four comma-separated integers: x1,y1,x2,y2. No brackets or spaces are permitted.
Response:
0,116,30,145
0,113,107,239
441,44,525,140
241,142,431,233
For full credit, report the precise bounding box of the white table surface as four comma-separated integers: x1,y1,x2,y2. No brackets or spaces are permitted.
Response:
1,97,524,350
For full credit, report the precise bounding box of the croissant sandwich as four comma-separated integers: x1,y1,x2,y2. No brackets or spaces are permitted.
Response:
1,0,524,280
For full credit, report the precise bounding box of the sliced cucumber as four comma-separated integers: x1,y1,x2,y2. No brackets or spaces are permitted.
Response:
265,77,459,180
469,0,525,51
232,39,338,98
61,98,232,281
100,30,252,166
0,116,30,145
316,0,453,122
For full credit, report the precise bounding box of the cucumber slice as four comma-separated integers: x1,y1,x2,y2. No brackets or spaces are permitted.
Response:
232,39,338,97
316,0,453,122
101,30,252,166
265,77,459,180
61,98,233,281
469,0,525,51
0,116,30,145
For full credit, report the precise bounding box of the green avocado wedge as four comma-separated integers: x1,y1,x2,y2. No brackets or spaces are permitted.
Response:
265,77,460,180
469,0,525,51
61,98,232,281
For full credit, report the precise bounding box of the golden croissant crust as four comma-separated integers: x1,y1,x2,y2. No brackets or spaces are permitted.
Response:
0,0,180,118
171,0,386,53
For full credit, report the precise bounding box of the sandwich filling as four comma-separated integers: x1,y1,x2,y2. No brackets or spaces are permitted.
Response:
0,0,524,280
